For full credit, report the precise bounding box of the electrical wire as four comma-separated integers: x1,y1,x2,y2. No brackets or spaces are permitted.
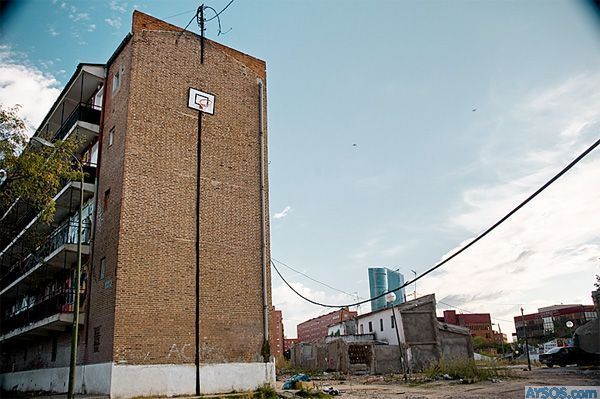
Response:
272,257,365,300
205,0,235,22
163,8,197,20
272,136,600,309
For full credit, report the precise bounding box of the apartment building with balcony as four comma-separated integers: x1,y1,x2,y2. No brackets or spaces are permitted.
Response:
0,11,273,397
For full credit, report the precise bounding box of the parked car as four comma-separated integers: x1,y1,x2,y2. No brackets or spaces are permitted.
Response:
539,346,591,367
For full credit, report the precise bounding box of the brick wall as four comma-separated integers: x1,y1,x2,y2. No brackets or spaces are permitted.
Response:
107,12,271,365
83,37,133,365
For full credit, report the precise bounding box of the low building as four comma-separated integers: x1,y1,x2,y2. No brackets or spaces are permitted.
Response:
437,310,496,341
514,304,597,345
293,294,473,372
296,308,357,343
283,338,299,353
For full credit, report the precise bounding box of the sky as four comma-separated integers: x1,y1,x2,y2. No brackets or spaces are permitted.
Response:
1,0,599,341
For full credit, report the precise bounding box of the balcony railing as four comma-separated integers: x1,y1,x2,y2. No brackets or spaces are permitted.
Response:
0,164,96,251
0,221,91,292
1,288,85,336
52,103,101,142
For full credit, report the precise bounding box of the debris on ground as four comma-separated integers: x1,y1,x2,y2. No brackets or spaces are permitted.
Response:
323,387,340,395
283,374,312,390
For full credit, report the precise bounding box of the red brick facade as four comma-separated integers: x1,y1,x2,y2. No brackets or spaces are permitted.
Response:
438,310,494,340
270,307,284,358
297,308,357,343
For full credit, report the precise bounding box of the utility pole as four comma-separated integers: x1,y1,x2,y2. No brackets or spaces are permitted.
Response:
521,307,532,371
386,293,407,382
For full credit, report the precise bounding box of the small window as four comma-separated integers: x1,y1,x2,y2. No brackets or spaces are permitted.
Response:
100,257,107,279
368,321,373,333
93,326,101,353
51,337,58,362
391,315,395,328
380,318,384,331
112,67,122,94
103,188,111,211
108,127,115,146
360,324,364,334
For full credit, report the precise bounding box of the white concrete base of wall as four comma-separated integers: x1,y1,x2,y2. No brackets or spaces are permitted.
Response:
1,361,275,398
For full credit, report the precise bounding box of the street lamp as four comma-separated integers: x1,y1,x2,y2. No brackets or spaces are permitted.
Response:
386,292,407,381
410,269,417,300
31,136,84,399
520,307,532,371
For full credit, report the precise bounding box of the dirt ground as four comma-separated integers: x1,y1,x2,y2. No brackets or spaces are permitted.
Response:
278,367,600,399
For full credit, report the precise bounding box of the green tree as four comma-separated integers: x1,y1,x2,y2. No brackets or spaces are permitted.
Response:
0,105,81,228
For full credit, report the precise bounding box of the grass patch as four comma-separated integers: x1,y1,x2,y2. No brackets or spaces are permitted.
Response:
254,384,278,399
424,358,515,382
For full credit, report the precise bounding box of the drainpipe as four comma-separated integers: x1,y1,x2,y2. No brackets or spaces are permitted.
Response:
258,78,270,362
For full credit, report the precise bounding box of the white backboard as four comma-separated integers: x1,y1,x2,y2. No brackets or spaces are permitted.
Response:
188,88,215,115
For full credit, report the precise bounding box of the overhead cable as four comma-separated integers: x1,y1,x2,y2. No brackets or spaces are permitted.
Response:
273,136,600,309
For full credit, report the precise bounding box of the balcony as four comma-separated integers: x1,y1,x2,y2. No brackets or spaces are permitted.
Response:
0,221,92,296
0,289,85,342
0,167,96,265
51,103,101,154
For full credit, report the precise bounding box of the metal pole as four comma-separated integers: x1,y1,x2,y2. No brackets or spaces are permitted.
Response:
499,323,505,359
390,305,407,381
67,160,84,399
521,307,531,371
195,110,202,396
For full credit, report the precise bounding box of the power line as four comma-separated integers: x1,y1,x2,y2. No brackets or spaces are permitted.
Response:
272,257,364,300
162,8,197,20
205,0,235,22
273,136,600,309
175,1,235,43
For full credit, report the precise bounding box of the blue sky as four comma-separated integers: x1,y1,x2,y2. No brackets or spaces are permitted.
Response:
1,1,599,339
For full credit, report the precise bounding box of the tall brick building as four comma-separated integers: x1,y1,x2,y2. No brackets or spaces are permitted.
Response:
0,11,273,396
270,307,284,358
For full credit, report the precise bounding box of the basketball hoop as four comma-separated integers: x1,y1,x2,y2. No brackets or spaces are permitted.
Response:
188,87,215,114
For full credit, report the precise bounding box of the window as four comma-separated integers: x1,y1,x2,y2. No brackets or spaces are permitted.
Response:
109,127,115,146
112,67,122,94
360,324,364,334
100,257,107,279
94,326,101,353
543,317,554,334
380,318,384,331
368,321,373,333
391,315,395,329
103,188,111,211
51,337,57,362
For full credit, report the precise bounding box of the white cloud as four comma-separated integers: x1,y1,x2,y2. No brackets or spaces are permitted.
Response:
274,205,292,219
48,26,59,37
109,0,128,13
69,12,90,22
0,49,61,132
87,24,97,32
105,17,122,29
420,73,600,339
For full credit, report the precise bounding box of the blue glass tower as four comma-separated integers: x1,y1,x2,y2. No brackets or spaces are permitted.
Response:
368,267,406,311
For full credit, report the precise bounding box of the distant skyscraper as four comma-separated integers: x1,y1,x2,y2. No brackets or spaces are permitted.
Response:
368,267,406,312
